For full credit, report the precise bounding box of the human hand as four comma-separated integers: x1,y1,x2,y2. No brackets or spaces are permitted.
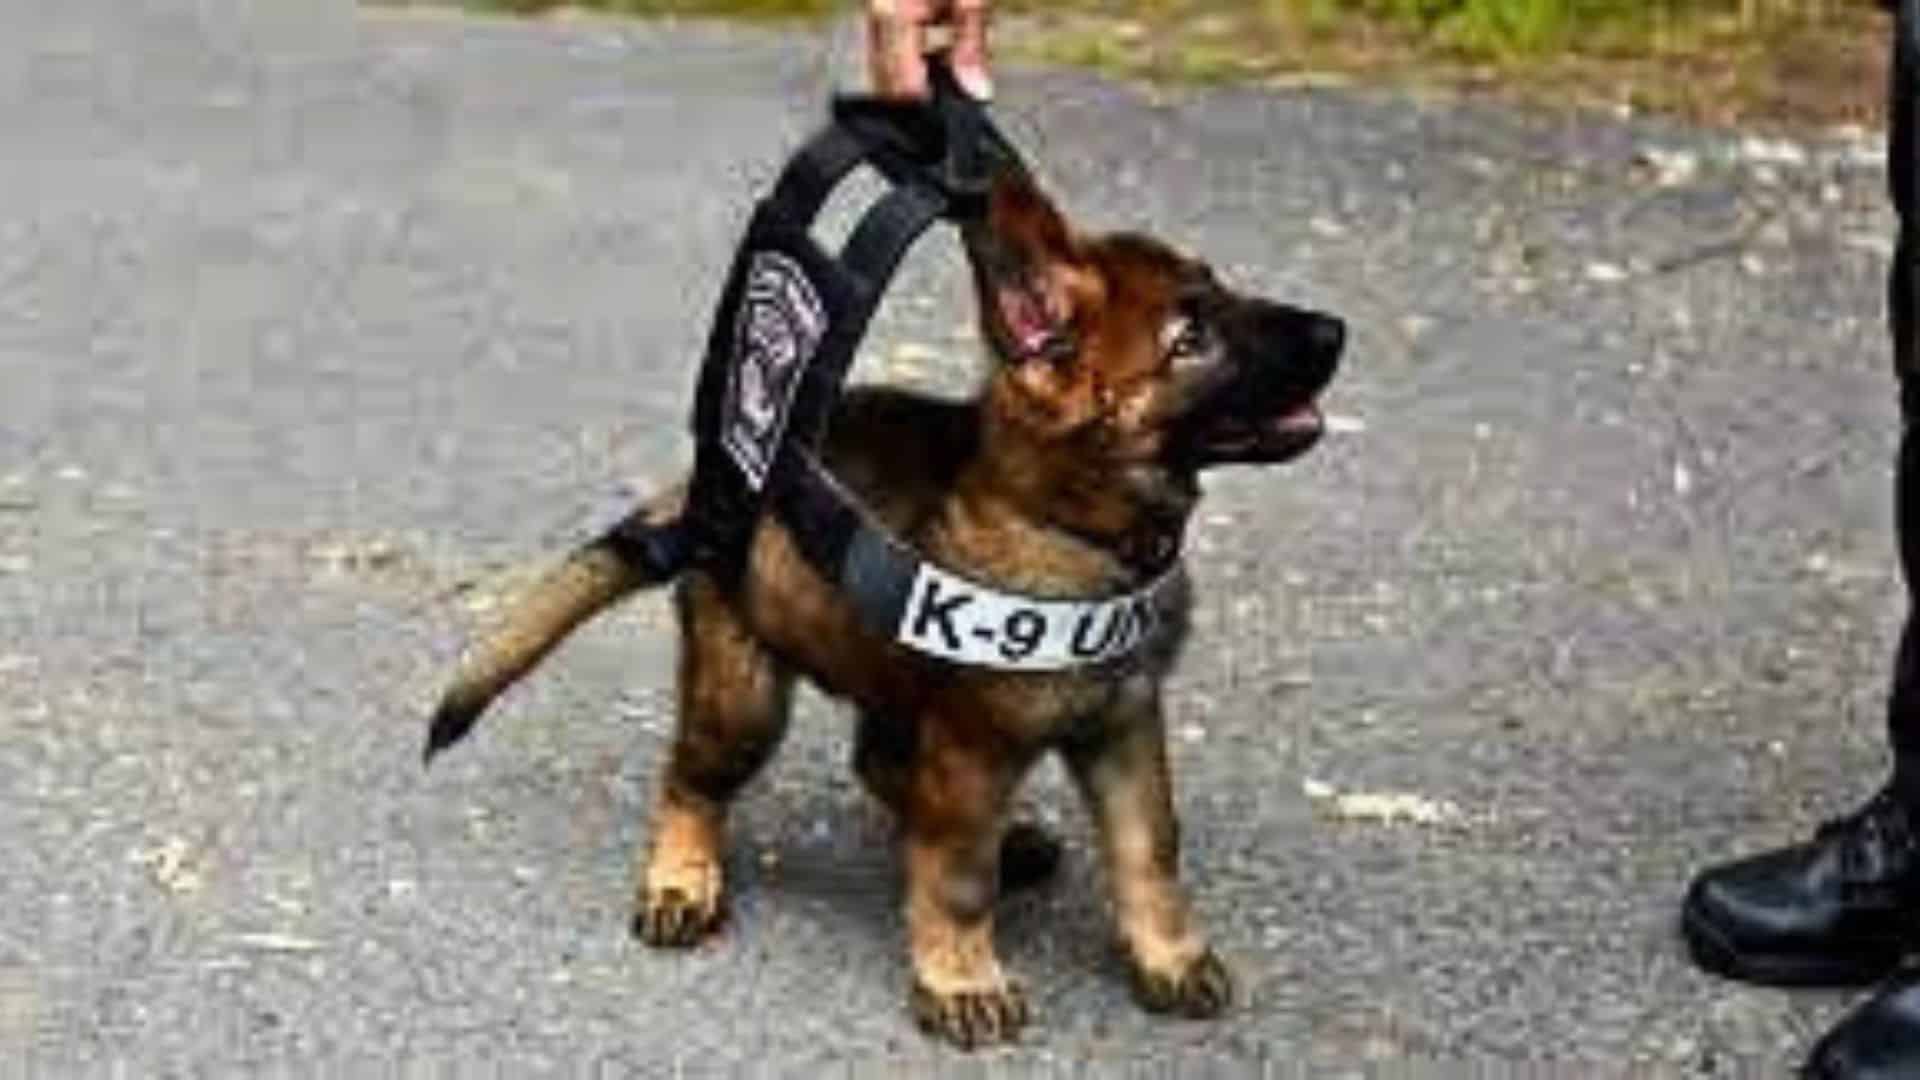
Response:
865,0,993,102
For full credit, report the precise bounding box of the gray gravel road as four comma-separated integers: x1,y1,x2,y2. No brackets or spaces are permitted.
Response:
3,2,1912,1071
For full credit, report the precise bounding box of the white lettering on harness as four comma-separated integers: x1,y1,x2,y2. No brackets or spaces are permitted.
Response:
895,562,1173,671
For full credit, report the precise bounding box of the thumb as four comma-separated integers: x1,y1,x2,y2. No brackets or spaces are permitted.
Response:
868,0,932,99
948,0,994,100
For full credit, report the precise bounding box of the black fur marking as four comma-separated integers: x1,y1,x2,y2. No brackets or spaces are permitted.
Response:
602,516,692,581
423,697,482,766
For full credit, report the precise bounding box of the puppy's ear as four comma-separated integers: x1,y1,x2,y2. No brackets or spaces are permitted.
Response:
967,172,1079,366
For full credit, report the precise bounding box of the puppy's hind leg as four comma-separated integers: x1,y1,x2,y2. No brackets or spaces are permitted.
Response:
852,710,915,819
634,572,792,948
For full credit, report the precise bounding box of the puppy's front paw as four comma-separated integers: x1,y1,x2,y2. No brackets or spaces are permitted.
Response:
909,978,1030,1049
1130,947,1233,1019
633,876,721,941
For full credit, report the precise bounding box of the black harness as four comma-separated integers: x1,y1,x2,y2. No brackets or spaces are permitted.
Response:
639,57,1180,672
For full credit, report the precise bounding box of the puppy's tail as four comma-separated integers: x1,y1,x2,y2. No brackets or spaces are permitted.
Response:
423,487,692,765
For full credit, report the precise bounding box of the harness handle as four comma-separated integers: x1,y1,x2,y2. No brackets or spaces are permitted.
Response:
827,50,1026,220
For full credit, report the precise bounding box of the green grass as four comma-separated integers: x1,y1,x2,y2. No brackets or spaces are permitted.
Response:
999,0,1850,61
463,0,836,18
448,0,1863,65
430,0,1886,127
454,0,1815,49
993,0,1884,127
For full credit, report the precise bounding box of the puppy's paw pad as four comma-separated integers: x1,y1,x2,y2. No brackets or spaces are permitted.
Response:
910,979,1030,1049
1131,948,1232,1019
631,887,724,948
998,821,1063,893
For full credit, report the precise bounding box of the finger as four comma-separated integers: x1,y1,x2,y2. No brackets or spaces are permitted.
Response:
867,0,932,100
947,0,993,100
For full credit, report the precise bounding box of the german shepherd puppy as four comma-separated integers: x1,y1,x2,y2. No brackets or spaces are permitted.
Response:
426,171,1344,1048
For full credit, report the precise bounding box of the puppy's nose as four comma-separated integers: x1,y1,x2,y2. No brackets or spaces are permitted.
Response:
1309,315,1346,362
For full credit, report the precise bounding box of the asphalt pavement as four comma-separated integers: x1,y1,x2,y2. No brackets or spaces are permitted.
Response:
2,2,1912,1071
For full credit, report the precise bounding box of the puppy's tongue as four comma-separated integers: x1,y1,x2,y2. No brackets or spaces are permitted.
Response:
998,286,1058,357
1270,401,1324,436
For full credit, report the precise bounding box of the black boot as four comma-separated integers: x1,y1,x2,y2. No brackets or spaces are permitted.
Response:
1805,968,1920,1079
1682,789,1920,987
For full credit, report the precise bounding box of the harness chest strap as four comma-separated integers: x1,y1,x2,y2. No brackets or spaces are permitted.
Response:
773,450,1185,671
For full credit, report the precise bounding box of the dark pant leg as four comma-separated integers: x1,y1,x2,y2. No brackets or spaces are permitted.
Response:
1885,0,1920,788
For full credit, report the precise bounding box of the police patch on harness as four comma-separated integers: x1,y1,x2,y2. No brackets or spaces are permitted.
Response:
896,562,1179,671
722,251,829,490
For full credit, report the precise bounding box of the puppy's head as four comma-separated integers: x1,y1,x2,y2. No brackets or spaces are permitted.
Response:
963,173,1344,538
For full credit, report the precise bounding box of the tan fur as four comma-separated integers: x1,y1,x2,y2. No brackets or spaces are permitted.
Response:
438,546,643,722
438,486,688,729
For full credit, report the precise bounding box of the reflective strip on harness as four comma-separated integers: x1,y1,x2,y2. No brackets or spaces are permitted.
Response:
894,560,1182,671
773,451,1184,672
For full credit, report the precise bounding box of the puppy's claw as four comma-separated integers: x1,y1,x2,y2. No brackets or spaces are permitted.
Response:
632,887,724,948
910,979,1029,1049
1130,947,1233,1019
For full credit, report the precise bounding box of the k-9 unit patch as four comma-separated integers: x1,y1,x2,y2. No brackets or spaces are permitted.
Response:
896,562,1182,671
721,251,829,490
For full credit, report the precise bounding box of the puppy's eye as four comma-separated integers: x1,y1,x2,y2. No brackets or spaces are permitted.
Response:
1163,317,1207,363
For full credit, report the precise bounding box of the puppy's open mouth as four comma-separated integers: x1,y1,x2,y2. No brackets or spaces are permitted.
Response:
1189,399,1324,466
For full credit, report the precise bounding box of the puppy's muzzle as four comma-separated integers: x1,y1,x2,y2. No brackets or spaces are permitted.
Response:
1174,299,1345,468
